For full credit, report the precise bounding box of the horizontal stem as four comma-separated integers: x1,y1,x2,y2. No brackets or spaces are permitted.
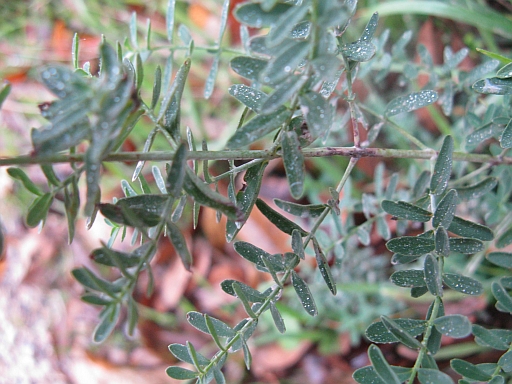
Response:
1,147,511,166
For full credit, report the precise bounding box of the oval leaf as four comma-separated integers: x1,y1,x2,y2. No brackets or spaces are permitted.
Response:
432,189,457,229
386,236,435,256
291,270,317,316
430,135,453,195
443,273,483,296
282,130,305,199
433,315,472,338
381,200,432,222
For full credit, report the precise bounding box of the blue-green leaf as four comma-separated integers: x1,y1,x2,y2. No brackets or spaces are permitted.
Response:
487,252,512,268
229,84,267,112
432,189,457,229
433,315,471,338
450,359,492,381
166,367,198,380
386,236,435,256
380,316,423,349
449,238,484,254
368,345,400,384
226,107,291,148
300,91,334,138
430,135,453,195
448,216,494,241
424,254,442,296
281,130,305,199
443,273,483,295
291,270,317,316
391,269,426,288
385,90,438,116
93,303,120,342
381,200,432,222
256,198,308,236
366,318,427,343
234,3,292,28
7,167,43,196
473,77,512,95
418,368,454,384
26,192,53,227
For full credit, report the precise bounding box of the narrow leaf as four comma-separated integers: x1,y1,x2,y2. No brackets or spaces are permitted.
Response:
93,303,120,342
385,90,438,116
381,200,432,222
443,273,483,295
432,189,457,229
270,302,286,333
418,368,454,384
166,143,188,198
291,270,317,316
487,252,512,268
366,318,427,343
167,220,192,271
281,130,305,199
274,199,327,218
492,281,512,313
292,229,305,260
424,254,443,296
455,177,497,201
165,367,198,380
449,238,484,254
380,316,422,349
7,167,43,196
256,198,307,236
450,359,492,381
391,269,426,288
430,135,453,195
435,226,450,256
300,91,334,138
0,81,11,109
226,107,290,148
386,236,435,256
368,345,400,384
313,237,336,295
229,84,267,112
26,193,53,227
472,325,510,350
448,216,494,241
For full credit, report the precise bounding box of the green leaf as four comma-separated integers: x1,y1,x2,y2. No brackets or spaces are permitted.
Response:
430,135,453,195
165,367,198,380
261,40,310,85
270,302,286,333
233,241,271,269
72,267,121,296
498,350,512,372
341,40,376,62
40,65,89,98
232,282,257,318
368,345,400,384
473,77,512,95
166,143,188,198
80,294,111,306
380,316,423,349
274,199,327,218
226,161,268,242
183,167,241,221
186,311,235,338
7,167,43,196
353,366,412,384
226,107,291,148
166,0,176,43
292,229,305,260
386,236,435,256
291,270,317,316
361,12,379,42
418,368,454,384
230,56,268,82
313,237,336,295
487,252,512,268
266,1,309,47
424,254,443,296
472,325,510,350
167,221,192,271
366,318,426,343
93,303,120,342
241,337,252,370
433,189,457,229
501,119,512,148
100,194,168,227
161,59,191,140
385,90,438,116
300,91,334,138
204,55,220,99
150,66,162,110
40,164,60,186
449,238,484,254
450,359,492,381
492,281,512,313
0,81,11,109
26,192,53,227
169,343,210,366
391,269,426,288
229,84,267,112
455,177,498,201
435,226,450,256
281,130,305,199
443,273,483,295
391,253,422,264
261,75,307,114
234,2,292,28
381,200,432,222
433,315,471,338
220,279,268,303
91,243,150,268
476,48,512,64
448,216,493,241
256,198,307,236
